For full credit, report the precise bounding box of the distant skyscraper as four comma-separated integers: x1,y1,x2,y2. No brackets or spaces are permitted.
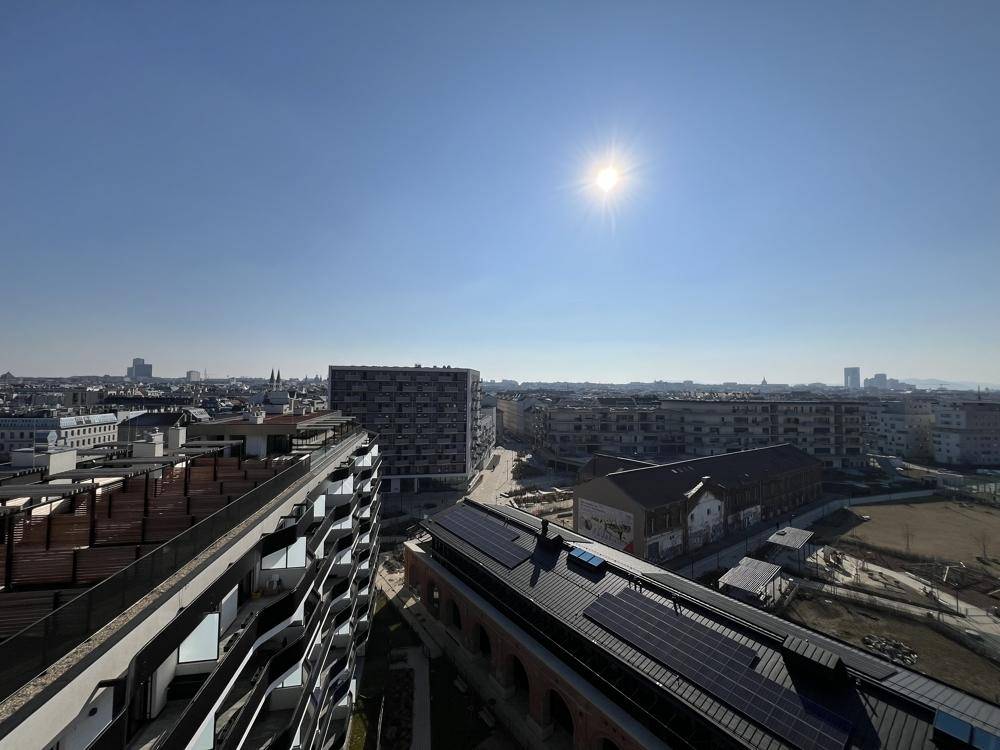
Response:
186,369,201,382
126,357,153,379
844,367,861,390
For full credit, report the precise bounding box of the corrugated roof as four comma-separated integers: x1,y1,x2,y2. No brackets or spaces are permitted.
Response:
424,501,1000,750
718,557,781,594
768,527,814,550
577,444,822,510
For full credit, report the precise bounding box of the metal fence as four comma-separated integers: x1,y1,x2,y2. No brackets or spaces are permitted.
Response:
0,454,315,702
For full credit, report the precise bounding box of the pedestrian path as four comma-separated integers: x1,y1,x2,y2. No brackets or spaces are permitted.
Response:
390,647,431,750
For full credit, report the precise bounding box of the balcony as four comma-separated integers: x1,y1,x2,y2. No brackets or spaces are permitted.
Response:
127,555,320,750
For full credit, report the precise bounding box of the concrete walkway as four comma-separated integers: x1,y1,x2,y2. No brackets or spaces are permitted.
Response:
391,647,431,750
800,549,1000,638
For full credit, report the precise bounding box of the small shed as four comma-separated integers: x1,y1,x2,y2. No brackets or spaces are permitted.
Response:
718,556,782,607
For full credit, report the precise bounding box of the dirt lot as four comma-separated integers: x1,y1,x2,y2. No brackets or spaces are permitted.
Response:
786,596,1000,704
812,498,1000,572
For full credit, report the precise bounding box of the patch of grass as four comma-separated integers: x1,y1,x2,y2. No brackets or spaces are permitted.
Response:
347,713,370,750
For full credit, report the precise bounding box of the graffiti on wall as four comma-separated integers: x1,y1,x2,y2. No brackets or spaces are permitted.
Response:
578,498,635,552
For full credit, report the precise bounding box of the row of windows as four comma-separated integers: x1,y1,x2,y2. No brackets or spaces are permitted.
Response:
0,435,107,451
0,426,114,439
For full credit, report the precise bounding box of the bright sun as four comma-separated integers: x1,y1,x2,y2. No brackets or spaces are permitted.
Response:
596,166,619,193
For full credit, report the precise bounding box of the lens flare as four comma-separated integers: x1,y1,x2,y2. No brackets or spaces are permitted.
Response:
596,166,620,193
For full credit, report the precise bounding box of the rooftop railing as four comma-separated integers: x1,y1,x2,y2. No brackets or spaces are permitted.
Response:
0,426,367,704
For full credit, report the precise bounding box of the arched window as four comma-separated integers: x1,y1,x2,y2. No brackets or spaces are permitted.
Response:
508,654,530,708
549,689,574,739
477,624,492,660
427,581,440,617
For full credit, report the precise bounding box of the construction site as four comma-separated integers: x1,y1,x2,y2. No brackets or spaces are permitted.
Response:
774,496,1000,704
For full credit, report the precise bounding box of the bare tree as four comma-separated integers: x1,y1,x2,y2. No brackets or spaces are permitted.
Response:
903,524,914,555
973,530,991,561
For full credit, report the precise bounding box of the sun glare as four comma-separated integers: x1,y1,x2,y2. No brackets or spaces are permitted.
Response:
596,166,619,193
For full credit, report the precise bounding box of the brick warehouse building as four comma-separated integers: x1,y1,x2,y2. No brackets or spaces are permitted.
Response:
573,444,823,561
404,500,1000,750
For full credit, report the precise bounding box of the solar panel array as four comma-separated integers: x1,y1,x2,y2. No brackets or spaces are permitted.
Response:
434,505,532,569
934,710,1000,749
568,546,605,571
584,589,852,750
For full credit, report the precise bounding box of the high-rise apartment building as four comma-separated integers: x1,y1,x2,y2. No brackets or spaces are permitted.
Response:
186,369,202,382
531,398,865,469
0,415,380,750
495,392,540,441
126,357,153,379
863,398,1000,467
932,400,1000,466
844,366,861,390
866,399,935,460
329,365,488,492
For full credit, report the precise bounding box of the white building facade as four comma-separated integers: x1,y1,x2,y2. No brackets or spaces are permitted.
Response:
0,413,119,457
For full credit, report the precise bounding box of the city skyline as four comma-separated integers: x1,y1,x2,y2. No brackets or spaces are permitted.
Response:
2,357,999,391
2,3,1000,384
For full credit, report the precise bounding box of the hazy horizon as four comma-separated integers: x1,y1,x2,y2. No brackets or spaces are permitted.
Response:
3,362,998,391
2,3,999,385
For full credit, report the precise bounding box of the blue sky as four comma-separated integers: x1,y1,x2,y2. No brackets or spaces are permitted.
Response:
1,2,998,384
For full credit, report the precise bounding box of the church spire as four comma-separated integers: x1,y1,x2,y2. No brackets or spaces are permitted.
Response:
269,368,275,387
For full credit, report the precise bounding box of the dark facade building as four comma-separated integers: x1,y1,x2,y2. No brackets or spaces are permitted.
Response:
573,444,823,561
407,500,1000,750
328,365,487,493
0,419,380,750
126,357,153,379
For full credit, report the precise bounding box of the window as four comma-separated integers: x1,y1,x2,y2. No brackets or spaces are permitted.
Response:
178,612,220,663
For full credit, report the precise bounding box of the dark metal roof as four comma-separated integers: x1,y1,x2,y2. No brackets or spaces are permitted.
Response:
118,412,192,428
578,453,658,481
577,444,823,511
424,500,1000,750
782,635,842,673
768,527,814,550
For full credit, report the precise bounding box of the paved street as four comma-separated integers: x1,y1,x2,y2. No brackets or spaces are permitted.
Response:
468,445,518,503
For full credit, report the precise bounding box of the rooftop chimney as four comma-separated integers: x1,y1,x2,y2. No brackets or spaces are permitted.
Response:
167,426,186,450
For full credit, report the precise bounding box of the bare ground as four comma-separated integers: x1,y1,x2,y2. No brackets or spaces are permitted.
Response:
813,499,1000,570
786,596,1000,704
